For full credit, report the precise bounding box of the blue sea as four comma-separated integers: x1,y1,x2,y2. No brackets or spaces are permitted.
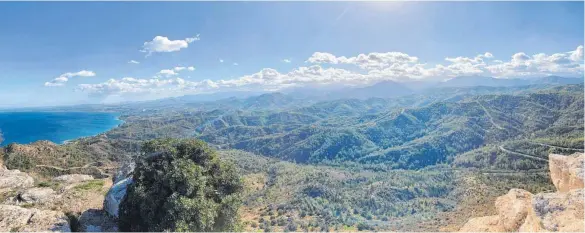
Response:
0,112,122,146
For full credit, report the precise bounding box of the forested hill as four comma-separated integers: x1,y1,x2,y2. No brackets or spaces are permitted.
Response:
104,84,584,170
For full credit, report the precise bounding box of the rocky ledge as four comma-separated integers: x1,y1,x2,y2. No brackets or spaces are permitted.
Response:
460,153,584,232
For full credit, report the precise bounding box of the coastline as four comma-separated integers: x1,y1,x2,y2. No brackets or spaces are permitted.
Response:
0,112,124,146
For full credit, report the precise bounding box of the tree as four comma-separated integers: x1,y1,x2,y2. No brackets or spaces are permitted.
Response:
118,138,243,232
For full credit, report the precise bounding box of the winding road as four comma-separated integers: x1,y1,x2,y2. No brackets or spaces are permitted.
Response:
527,142,585,152
498,145,548,162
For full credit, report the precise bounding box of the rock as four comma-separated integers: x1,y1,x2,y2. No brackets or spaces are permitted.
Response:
10,187,57,205
53,174,94,184
78,209,118,232
494,189,533,231
103,177,132,218
458,215,504,232
549,153,584,192
113,161,134,184
532,189,584,232
0,166,34,192
460,153,585,232
0,204,71,232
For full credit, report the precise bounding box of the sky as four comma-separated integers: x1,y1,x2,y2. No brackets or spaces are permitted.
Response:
0,1,583,107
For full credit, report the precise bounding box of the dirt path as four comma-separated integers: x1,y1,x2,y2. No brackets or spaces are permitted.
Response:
35,162,116,178
476,101,504,130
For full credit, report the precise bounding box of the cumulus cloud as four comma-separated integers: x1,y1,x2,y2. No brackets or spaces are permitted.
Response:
157,66,196,77
157,69,178,77
233,63,239,66
128,60,140,64
78,45,584,98
282,59,292,63
307,52,419,69
141,35,200,55
219,59,224,63
45,70,96,87
485,45,584,77
78,77,219,97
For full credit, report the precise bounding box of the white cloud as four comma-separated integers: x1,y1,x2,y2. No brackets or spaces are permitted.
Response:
157,69,178,77
485,45,584,77
157,66,195,77
233,63,239,66
45,70,96,87
219,59,224,63
282,59,292,63
128,60,140,64
307,52,419,70
79,45,584,98
141,35,199,55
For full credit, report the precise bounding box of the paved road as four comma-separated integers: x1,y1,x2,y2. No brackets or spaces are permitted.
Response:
498,145,548,162
528,142,585,152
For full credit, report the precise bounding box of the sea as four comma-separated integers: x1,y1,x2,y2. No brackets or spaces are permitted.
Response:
0,112,122,146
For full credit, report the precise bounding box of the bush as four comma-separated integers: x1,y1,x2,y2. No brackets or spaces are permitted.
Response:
118,139,243,231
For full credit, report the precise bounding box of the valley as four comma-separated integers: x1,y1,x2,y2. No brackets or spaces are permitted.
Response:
0,81,582,231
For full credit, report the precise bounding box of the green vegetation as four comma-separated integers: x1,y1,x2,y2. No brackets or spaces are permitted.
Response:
118,139,243,232
73,180,105,191
1,83,581,231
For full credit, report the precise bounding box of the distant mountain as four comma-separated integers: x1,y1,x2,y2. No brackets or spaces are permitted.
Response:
529,76,584,85
177,91,268,103
327,80,415,99
438,76,517,87
242,92,298,109
438,75,583,88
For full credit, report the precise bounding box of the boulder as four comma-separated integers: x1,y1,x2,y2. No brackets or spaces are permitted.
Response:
113,161,134,184
549,153,584,192
10,187,57,205
53,174,94,184
78,209,118,232
103,177,132,218
0,167,34,192
494,189,533,231
0,204,71,232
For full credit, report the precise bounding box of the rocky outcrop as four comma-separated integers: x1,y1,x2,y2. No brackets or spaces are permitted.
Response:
0,204,71,232
53,174,94,184
529,189,584,232
78,209,118,232
460,153,584,232
6,187,57,205
549,153,584,192
103,160,134,219
0,166,34,193
103,177,132,219
495,189,533,231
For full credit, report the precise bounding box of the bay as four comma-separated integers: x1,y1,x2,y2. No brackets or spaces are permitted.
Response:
0,112,122,146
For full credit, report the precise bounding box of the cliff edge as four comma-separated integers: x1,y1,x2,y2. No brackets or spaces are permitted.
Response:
460,153,584,232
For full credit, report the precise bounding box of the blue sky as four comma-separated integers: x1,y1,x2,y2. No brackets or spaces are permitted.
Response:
0,1,583,107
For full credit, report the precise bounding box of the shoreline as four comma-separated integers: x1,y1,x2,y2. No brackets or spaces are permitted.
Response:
60,115,125,145
0,112,125,146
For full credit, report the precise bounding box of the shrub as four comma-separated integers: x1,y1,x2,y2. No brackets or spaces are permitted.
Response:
118,139,243,231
